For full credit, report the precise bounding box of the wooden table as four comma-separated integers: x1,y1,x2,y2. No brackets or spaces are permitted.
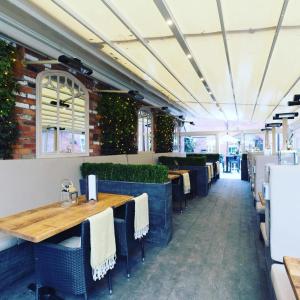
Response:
258,192,265,206
168,174,180,181
169,170,190,176
0,193,133,243
284,256,300,300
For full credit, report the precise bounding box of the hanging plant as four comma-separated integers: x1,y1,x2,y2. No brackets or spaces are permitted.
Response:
98,93,138,155
155,114,175,153
0,40,19,159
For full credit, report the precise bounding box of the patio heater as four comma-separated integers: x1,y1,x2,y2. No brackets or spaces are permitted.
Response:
261,128,271,153
265,123,282,155
273,112,298,150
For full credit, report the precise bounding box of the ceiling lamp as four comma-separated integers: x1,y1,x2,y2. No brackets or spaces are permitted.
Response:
265,122,282,128
97,89,144,101
58,55,93,76
288,95,300,106
273,112,298,120
261,128,271,131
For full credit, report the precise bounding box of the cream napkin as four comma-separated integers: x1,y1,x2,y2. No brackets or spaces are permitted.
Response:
182,173,191,194
134,193,149,240
88,207,116,281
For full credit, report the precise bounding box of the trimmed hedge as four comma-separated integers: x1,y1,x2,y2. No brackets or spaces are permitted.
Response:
158,156,207,167
81,163,169,184
187,153,220,163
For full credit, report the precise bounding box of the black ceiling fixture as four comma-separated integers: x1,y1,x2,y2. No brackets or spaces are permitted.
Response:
265,122,282,128
273,112,298,120
288,94,300,106
261,128,271,131
58,55,93,76
50,100,70,109
96,89,144,101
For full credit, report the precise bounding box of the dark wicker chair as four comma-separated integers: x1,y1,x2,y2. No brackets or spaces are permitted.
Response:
114,200,145,278
34,220,112,299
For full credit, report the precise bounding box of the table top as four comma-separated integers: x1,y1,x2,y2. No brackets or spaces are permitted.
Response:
258,192,266,206
284,256,300,300
168,174,180,180
0,193,133,243
168,170,190,175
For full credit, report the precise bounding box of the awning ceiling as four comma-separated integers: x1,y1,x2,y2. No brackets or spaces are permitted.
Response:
20,0,300,127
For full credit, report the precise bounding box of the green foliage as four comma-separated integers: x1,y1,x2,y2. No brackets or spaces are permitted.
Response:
158,156,207,168
155,114,175,153
81,163,169,184
0,40,19,159
98,93,138,155
187,153,220,162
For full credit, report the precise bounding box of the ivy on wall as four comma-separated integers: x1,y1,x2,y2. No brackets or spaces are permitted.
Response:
98,93,138,155
0,41,19,159
155,114,175,153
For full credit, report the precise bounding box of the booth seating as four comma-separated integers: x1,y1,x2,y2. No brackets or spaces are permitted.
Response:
268,165,300,300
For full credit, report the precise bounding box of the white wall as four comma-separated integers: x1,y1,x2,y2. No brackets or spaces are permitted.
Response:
0,152,184,250
0,152,184,218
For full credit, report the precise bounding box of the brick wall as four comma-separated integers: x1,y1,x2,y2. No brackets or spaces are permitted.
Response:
11,45,108,159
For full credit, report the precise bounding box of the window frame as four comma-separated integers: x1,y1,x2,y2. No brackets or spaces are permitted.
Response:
36,70,89,158
138,108,153,152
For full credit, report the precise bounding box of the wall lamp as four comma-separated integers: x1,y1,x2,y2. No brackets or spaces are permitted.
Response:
23,55,93,76
265,122,282,128
288,95,300,106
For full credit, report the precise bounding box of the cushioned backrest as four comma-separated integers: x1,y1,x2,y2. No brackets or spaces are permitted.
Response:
270,165,300,262
254,155,278,201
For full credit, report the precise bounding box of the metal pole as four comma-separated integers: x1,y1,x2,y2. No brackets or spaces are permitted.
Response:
282,118,288,150
272,127,276,154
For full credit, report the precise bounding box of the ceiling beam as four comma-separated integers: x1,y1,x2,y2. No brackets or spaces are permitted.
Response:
251,0,289,120
51,0,195,116
153,0,227,120
100,25,300,45
100,0,210,115
216,0,238,120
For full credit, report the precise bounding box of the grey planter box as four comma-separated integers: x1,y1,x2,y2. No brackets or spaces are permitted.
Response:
0,242,34,291
80,179,173,246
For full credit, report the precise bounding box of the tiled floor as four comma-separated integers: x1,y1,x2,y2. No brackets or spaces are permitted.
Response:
2,179,270,300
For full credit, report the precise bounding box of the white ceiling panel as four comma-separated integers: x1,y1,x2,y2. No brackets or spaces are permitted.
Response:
237,105,254,121
148,39,211,102
165,0,220,33
187,35,234,104
226,31,275,105
59,0,134,42
221,0,284,30
257,28,300,106
202,103,226,120
220,104,238,121
110,0,172,38
185,103,209,117
28,0,102,43
253,105,275,122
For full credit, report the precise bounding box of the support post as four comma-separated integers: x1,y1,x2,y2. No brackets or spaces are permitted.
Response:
282,118,288,150
272,127,276,154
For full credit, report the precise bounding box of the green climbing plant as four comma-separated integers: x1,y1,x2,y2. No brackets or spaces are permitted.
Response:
0,40,19,159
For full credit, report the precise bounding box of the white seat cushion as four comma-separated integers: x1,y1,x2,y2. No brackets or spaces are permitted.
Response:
58,236,81,248
260,222,268,246
271,264,296,300
256,202,265,214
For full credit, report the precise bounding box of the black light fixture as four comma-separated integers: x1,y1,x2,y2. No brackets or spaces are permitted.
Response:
265,122,282,128
161,106,169,111
189,121,195,125
288,94,300,106
58,55,93,76
273,112,298,120
261,128,271,131
178,115,184,119
50,100,70,109
96,89,144,101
